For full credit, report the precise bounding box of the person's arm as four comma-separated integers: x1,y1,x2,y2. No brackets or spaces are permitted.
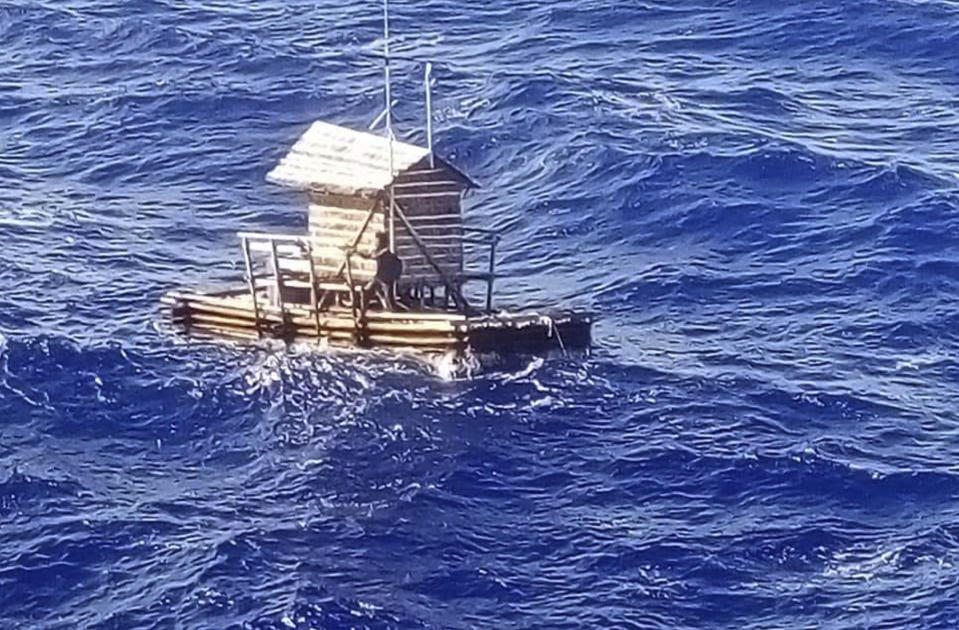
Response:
343,245,375,260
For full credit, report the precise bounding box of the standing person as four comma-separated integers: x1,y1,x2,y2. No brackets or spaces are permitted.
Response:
349,231,403,311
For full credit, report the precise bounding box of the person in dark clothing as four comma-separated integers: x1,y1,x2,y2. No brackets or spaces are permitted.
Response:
349,232,403,311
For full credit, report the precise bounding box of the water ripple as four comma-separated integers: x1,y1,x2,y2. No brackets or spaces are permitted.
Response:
3,0,959,628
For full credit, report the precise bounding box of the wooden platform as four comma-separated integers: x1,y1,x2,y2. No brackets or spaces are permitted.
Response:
161,288,591,354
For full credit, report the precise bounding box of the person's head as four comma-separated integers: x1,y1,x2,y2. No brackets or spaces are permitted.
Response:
375,231,389,250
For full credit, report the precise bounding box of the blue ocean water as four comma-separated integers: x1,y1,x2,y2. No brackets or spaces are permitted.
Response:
3,0,959,627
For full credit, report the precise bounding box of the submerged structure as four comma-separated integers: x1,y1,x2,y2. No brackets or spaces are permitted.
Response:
161,5,591,355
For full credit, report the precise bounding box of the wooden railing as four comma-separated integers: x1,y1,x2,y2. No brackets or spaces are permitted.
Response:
417,225,501,312
237,231,363,339
238,221,503,324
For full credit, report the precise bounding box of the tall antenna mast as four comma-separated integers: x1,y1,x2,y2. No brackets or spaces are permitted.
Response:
383,0,396,252
425,61,434,168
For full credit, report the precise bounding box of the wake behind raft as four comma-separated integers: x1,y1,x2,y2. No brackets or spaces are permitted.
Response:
161,120,591,356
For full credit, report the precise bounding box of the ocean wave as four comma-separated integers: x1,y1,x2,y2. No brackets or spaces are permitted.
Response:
3,0,959,628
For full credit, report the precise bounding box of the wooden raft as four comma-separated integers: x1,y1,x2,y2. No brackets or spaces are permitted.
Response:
161,288,591,354
162,121,593,355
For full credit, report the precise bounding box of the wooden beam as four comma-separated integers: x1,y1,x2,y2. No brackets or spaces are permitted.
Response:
306,240,323,339
391,180,462,189
333,201,379,279
396,168,447,176
344,251,363,343
486,238,497,313
241,237,263,339
393,191,462,200
269,239,284,312
188,324,261,342
325,306,466,323
171,300,279,323
237,231,306,243
402,215,463,227
392,201,472,313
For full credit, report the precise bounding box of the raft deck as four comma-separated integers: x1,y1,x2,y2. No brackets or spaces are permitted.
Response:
161,288,591,354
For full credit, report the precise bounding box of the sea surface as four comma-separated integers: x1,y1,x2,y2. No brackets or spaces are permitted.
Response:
2,1,959,628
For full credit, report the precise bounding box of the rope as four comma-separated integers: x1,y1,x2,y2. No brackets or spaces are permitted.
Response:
541,315,568,357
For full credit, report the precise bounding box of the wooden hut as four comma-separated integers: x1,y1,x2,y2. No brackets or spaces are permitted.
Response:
160,120,592,354
266,121,475,295
159,2,592,357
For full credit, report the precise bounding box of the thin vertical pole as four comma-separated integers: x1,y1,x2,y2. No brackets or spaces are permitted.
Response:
392,199,472,312
241,237,262,339
388,181,396,253
344,252,362,344
269,239,284,311
486,237,497,313
383,0,396,252
425,62,434,168
306,239,322,339
383,0,392,137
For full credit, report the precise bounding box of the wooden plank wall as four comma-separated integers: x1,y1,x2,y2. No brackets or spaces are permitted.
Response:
308,192,382,281
306,164,465,286
392,166,464,285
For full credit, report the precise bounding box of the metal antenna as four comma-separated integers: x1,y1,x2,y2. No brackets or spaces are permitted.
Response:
425,61,434,168
383,0,396,252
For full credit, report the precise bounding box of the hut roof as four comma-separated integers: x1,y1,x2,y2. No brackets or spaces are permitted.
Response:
267,121,475,195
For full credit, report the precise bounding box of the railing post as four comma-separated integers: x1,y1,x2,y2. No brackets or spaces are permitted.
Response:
306,239,322,340
269,238,285,313
241,236,263,339
486,236,497,313
344,251,363,344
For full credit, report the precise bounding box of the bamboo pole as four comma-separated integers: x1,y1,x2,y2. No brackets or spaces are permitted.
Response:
286,313,458,333
325,306,466,322
164,293,470,332
237,231,309,243
170,300,279,323
189,324,261,342
185,313,260,330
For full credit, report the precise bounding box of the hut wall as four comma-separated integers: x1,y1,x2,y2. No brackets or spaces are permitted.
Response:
304,161,468,287
307,191,383,281
392,166,465,286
